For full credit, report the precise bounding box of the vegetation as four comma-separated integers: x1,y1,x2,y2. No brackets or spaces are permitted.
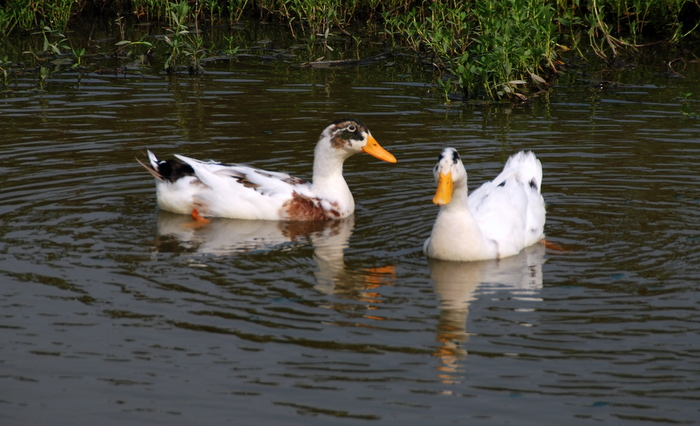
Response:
384,0,559,100
0,0,698,100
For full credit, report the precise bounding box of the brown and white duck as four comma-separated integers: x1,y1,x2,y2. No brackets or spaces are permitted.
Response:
139,118,397,221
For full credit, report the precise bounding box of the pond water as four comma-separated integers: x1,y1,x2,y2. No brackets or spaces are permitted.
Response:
2,25,700,425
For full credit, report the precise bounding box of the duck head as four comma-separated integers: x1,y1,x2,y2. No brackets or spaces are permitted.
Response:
432,147,466,206
318,118,397,163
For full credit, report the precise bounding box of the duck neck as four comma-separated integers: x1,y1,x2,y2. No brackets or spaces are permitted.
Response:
430,179,501,260
449,180,470,207
437,182,482,240
310,146,353,209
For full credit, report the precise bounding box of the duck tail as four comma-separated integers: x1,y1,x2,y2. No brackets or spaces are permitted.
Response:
137,150,164,181
506,151,543,193
137,150,195,183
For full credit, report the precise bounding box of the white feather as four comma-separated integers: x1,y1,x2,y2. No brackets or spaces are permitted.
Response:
424,148,546,261
141,119,396,221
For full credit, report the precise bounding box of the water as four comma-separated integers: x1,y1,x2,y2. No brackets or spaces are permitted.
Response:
2,36,700,424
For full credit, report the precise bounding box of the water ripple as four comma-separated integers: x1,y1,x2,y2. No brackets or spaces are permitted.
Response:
2,59,700,425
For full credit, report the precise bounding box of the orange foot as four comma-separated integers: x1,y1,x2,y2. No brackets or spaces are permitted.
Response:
542,238,566,253
192,208,210,224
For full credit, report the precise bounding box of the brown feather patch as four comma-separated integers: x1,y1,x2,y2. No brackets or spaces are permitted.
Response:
282,193,341,221
281,176,308,185
219,169,260,189
328,119,368,149
233,176,261,189
253,170,307,186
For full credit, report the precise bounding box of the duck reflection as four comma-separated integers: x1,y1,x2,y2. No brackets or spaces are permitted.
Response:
155,210,345,254
429,243,546,383
153,212,395,296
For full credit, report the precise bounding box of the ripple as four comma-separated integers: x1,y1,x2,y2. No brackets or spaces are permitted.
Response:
2,57,700,426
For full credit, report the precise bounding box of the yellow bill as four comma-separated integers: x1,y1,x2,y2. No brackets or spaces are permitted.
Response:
433,171,453,205
362,135,397,163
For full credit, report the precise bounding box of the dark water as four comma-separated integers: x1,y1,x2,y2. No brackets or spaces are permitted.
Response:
2,31,700,424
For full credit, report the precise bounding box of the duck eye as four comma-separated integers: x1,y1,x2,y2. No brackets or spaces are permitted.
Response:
347,125,356,132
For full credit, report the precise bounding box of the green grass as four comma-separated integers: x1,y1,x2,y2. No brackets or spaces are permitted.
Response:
383,0,559,100
0,0,698,100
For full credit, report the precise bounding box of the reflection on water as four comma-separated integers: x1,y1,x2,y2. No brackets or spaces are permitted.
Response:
155,211,342,254
429,243,545,382
155,212,395,296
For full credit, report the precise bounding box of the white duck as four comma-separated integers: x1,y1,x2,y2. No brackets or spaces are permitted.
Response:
424,148,546,261
139,118,396,221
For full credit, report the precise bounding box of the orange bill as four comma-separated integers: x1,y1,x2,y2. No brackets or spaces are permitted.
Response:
432,171,453,206
362,135,397,163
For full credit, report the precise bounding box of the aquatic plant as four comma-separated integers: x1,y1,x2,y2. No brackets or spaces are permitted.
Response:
383,0,558,100
1,1,697,47
0,57,9,88
578,0,700,58
38,64,49,90
115,38,154,60
162,1,206,74
69,46,86,69
0,0,698,99
0,0,76,32
679,92,699,119
223,35,241,56
23,24,69,62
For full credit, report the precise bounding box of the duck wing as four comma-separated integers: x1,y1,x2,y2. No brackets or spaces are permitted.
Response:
175,154,313,220
468,151,545,254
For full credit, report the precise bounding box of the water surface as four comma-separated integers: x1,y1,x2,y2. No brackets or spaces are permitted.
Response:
2,41,700,425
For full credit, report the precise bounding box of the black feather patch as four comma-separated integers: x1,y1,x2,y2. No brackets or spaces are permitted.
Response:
158,160,195,183
439,148,461,164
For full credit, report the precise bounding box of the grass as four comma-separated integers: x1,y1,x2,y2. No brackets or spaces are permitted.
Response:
0,0,698,100
383,0,559,100
161,1,206,74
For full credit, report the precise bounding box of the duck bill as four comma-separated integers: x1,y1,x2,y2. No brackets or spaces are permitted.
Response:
433,171,453,206
362,135,397,163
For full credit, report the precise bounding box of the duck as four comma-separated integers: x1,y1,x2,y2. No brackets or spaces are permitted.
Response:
423,148,546,261
139,118,397,221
